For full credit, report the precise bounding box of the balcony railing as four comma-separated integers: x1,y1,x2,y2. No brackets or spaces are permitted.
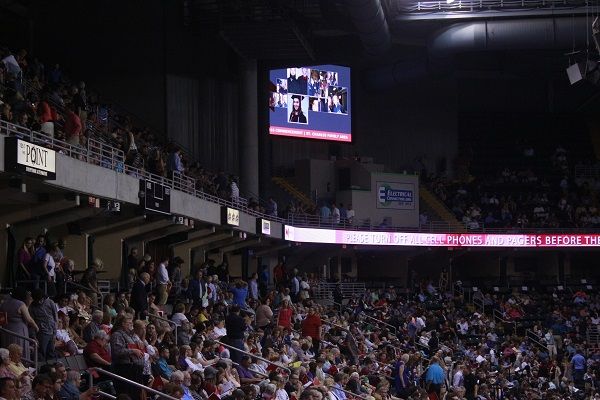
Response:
5,120,600,235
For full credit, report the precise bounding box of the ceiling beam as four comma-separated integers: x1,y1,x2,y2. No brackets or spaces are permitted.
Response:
220,238,261,253
181,232,235,251
254,243,291,257
1,200,77,226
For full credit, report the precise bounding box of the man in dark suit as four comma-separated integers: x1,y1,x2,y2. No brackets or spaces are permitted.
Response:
131,272,150,319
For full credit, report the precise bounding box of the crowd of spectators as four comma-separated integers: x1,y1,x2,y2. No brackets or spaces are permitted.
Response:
430,143,600,230
0,46,248,206
2,227,600,400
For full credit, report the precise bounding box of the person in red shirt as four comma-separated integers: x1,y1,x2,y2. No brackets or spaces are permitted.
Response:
301,307,322,351
37,94,57,137
277,299,293,329
64,104,82,146
83,330,112,369
273,262,287,287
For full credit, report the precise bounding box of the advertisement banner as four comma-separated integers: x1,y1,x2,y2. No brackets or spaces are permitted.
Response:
5,137,56,179
376,181,415,210
284,225,600,248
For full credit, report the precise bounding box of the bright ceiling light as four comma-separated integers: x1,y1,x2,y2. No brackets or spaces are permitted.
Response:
446,0,455,3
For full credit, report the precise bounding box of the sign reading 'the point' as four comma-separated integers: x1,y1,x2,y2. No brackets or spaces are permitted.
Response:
4,137,56,179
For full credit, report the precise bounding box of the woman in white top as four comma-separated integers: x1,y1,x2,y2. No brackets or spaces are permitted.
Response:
181,345,204,372
192,340,219,368
275,375,289,400
43,243,60,296
211,320,227,339
170,303,189,326
55,312,79,356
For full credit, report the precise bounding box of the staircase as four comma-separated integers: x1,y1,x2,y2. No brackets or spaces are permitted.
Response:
587,325,600,354
312,282,366,304
272,177,316,210
419,185,466,232
526,329,547,351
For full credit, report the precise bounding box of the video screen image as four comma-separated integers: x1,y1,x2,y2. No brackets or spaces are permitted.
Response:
269,65,351,142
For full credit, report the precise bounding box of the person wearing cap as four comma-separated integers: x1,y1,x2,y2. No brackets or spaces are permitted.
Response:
288,95,307,124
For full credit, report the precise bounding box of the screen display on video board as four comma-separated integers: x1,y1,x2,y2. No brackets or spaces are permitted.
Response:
269,65,351,142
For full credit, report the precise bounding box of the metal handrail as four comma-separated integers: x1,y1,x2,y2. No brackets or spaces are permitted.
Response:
89,368,179,400
321,319,350,332
415,340,430,351
493,309,517,333
215,340,291,374
0,327,38,371
148,312,178,345
472,296,485,315
332,301,347,312
526,329,548,351
360,312,397,335
15,280,48,296
66,280,98,292
11,113,600,235
98,392,116,400
398,0,592,13
327,384,369,400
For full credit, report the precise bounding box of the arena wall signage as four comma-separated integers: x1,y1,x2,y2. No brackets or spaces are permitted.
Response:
376,181,415,210
222,207,240,226
4,137,56,179
258,218,271,235
284,226,600,248
140,180,171,215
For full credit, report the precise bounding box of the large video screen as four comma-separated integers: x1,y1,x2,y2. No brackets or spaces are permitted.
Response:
269,65,351,142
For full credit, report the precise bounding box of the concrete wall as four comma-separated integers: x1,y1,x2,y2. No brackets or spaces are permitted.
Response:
337,173,419,228
93,233,123,280
170,191,221,225
239,213,257,235
50,154,140,204
310,160,336,201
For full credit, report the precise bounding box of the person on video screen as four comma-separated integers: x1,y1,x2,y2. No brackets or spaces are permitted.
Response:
289,95,307,124
288,68,307,95
308,70,320,96
331,94,344,113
